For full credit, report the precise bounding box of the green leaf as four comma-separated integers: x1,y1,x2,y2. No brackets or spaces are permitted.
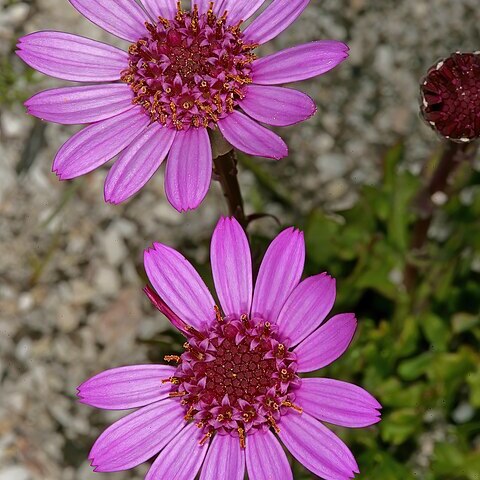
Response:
452,312,480,333
467,369,480,407
421,313,450,352
398,352,435,381
380,408,422,445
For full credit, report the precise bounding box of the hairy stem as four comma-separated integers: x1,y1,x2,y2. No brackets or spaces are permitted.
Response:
213,149,248,230
405,140,478,291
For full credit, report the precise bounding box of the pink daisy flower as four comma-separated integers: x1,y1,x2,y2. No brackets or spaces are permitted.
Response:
78,217,381,479
17,0,348,211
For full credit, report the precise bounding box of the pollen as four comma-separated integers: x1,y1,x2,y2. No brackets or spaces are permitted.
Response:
121,2,255,131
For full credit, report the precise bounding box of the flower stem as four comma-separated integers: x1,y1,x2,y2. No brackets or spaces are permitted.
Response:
213,149,248,230
405,140,478,291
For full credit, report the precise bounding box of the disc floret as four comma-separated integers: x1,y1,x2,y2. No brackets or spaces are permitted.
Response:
166,308,302,446
122,3,257,130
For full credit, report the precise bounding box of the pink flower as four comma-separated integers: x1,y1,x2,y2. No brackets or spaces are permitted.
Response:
78,217,381,479
17,0,348,211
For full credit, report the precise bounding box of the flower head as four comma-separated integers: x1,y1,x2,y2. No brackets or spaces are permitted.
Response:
17,0,348,211
78,217,381,479
421,52,480,142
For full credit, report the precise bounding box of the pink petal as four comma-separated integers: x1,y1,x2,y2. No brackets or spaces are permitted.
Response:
191,0,211,14
69,0,149,42
89,399,185,472
25,84,133,125
246,430,293,480
145,423,209,480
104,123,176,204
243,0,309,45
217,110,288,160
296,378,382,428
143,284,191,333
142,0,176,19
294,313,357,372
199,433,245,480
215,0,264,24
241,85,316,127
144,242,215,331
77,365,176,410
279,412,359,479
252,41,349,85
53,107,149,180
211,217,253,317
251,228,305,323
164,128,212,212
276,273,336,346
16,31,128,82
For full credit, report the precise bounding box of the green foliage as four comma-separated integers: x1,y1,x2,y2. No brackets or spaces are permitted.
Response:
246,142,480,479
0,55,38,106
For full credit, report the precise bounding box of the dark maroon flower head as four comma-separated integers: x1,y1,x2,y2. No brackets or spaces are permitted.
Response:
421,52,480,142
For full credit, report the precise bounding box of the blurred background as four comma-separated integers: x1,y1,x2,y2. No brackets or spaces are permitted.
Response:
1,0,479,478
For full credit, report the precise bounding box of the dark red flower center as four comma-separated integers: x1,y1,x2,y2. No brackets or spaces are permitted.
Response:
165,309,302,447
121,4,257,130
421,52,480,142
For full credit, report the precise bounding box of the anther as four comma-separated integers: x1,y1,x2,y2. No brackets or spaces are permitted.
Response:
169,391,186,397
199,431,213,446
240,314,250,327
267,415,280,433
238,427,246,449
184,405,195,421
183,342,205,361
281,401,303,413
176,1,183,16
214,305,224,323
159,17,170,28
184,325,206,340
162,376,180,385
164,355,181,363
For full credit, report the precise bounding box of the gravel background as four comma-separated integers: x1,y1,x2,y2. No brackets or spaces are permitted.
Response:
1,0,479,478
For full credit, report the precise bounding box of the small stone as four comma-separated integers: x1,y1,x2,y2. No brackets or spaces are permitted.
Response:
99,225,128,266
0,466,31,480
0,111,26,138
452,402,474,424
431,191,448,206
18,293,34,312
56,305,79,333
94,266,121,297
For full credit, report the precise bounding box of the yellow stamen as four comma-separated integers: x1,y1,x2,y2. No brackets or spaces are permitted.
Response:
281,401,303,414
169,391,186,398
184,405,195,421
238,427,246,449
214,305,223,323
164,355,181,363
199,431,213,446
162,376,180,385
267,415,280,433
